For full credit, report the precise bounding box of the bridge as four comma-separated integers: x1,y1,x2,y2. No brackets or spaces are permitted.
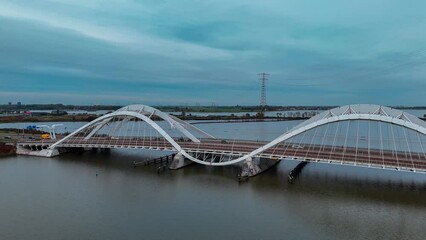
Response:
17,104,426,177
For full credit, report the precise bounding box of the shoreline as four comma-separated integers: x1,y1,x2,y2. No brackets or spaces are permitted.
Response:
1,112,425,124
0,114,310,124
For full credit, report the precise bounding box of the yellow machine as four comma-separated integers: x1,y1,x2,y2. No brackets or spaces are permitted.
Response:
41,134,50,139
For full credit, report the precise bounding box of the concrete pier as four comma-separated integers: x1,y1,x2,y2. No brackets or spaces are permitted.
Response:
16,145,60,157
288,161,309,184
240,157,280,178
169,152,193,170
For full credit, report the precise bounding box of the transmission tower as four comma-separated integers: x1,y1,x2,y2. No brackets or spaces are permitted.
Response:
258,72,269,107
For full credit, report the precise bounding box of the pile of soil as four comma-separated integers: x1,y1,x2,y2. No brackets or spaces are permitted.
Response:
0,142,16,156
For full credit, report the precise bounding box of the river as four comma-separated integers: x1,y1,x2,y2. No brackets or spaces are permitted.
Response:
0,120,425,240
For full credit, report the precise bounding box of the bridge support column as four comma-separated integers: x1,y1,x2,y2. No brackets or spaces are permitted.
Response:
169,152,193,170
240,157,280,178
16,145,60,157
288,161,309,184
240,157,261,177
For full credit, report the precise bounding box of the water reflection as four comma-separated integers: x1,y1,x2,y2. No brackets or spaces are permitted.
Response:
57,148,426,206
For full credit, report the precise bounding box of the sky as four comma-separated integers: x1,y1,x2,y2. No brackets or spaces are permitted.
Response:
1,0,426,106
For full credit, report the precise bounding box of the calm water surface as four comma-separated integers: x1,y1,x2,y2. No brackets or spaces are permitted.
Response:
1,121,426,240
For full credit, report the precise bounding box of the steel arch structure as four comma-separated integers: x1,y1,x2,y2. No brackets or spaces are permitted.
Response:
48,104,426,169
49,104,214,148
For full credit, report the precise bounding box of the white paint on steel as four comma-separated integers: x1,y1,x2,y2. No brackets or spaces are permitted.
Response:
118,104,215,142
84,117,112,140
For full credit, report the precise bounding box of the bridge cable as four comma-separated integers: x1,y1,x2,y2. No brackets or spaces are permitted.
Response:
281,134,295,159
379,122,385,168
101,117,112,146
143,122,146,147
390,124,400,170
413,132,422,163
196,138,201,160
316,123,330,161
416,132,426,161
292,130,307,160
368,120,371,167
341,120,351,165
403,128,415,171
149,125,152,149
354,120,360,166
111,116,119,146
305,126,319,160
115,116,124,147
136,117,141,147
329,121,341,162
75,119,93,146
130,116,136,147
270,138,279,156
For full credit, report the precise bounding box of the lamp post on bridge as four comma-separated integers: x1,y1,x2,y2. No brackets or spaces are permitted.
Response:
36,124,63,140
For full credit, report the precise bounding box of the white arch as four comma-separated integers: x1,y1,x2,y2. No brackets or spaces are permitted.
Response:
118,104,215,141
79,104,214,143
184,104,426,166
48,110,219,166
49,104,426,167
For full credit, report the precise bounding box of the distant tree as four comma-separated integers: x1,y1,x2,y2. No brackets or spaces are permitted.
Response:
255,112,264,119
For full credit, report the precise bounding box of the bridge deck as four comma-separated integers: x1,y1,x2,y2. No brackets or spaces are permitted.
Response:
18,137,426,172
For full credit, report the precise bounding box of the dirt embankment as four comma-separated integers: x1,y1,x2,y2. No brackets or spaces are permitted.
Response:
0,114,98,123
0,142,15,157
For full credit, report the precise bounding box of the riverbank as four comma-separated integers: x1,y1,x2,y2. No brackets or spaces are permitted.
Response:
0,142,15,157
0,113,310,123
190,117,309,124
0,114,99,123
1,112,424,124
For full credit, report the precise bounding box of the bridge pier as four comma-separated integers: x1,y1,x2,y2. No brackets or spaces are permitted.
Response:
169,152,193,170
16,145,60,157
240,157,280,178
288,161,309,184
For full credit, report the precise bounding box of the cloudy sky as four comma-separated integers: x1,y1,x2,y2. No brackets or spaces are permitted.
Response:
1,0,426,106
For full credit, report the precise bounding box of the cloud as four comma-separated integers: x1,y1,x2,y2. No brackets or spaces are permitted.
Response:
0,0,426,105
0,1,232,60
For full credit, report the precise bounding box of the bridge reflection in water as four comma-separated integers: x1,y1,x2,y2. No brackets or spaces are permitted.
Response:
17,104,426,176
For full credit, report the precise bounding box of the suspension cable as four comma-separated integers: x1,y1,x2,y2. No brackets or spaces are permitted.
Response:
354,120,360,166
368,120,371,167
390,124,400,170
329,121,341,162
378,122,385,168
341,120,351,164
416,132,426,160
402,128,415,171
316,123,330,161
305,126,319,160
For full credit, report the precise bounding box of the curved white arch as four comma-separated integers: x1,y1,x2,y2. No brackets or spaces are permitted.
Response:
119,104,215,141
184,104,426,166
48,110,219,166
49,104,426,167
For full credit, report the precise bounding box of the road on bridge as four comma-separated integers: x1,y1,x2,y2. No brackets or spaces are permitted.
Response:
18,136,426,172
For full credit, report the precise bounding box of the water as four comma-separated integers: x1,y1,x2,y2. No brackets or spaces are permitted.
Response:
171,110,426,118
0,120,304,141
1,121,426,239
